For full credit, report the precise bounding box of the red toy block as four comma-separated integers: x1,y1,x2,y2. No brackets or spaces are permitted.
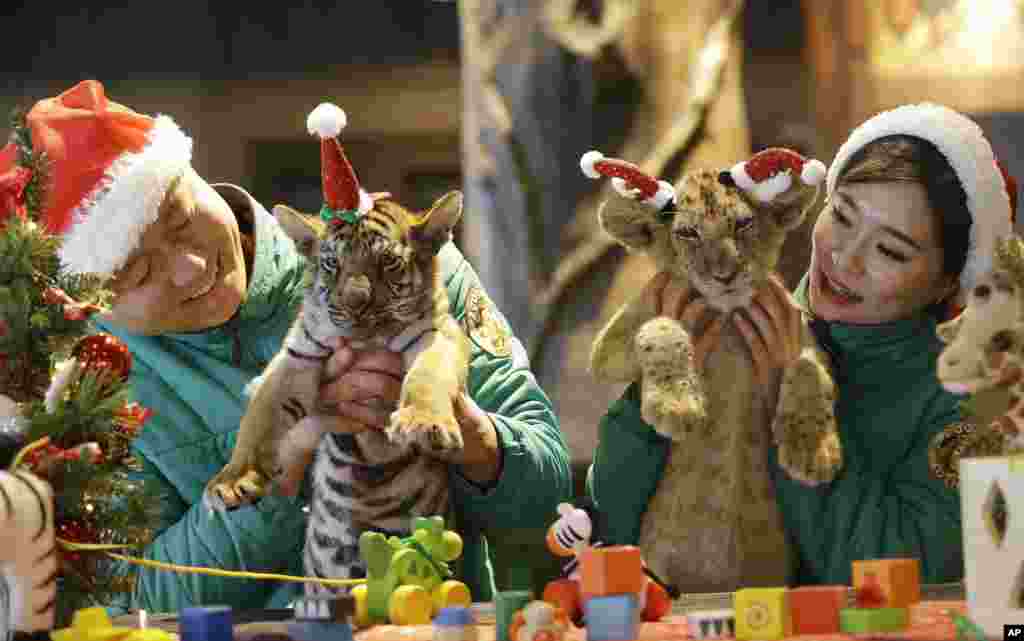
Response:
789,585,847,634
579,545,644,598
852,559,921,609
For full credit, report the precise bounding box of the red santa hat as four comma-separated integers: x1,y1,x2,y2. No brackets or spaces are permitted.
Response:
306,102,372,224
0,80,192,277
725,148,827,203
579,150,676,210
826,103,1017,296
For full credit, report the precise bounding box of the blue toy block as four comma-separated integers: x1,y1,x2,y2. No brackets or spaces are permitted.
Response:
179,606,233,641
288,620,354,641
584,593,640,641
435,606,476,626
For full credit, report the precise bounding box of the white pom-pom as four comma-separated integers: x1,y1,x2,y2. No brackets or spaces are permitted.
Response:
801,158,827,186
580,150,605,179
644,180,676,210
729,162,757,191
307,102,347,139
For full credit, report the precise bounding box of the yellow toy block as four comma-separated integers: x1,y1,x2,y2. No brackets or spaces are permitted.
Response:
733,588,791,641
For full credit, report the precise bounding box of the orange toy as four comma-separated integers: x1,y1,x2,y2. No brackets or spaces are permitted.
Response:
852,559,921,609
541,503,675,626
789,585,847,634
579,546,644,598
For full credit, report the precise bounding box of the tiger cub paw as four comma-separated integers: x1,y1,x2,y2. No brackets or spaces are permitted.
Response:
387,402,465,455
204,462,270,510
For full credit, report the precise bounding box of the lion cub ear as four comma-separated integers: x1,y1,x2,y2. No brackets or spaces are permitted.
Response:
411,191,464,256
273,204,325,258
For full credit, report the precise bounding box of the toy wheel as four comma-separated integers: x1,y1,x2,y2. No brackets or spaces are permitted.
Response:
432,579,472,612
350,584,371,627
389,584,433,625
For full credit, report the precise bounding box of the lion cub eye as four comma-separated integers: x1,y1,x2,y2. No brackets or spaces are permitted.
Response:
673,226,700,241
973,284,991,300
735,216,754,231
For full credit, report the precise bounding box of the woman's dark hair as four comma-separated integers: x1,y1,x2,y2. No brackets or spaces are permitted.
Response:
837,135,972,319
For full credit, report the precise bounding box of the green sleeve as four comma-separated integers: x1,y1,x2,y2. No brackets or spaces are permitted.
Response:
445,257,573,533
787,402,964,585
585,383,669,546
105,371,307,615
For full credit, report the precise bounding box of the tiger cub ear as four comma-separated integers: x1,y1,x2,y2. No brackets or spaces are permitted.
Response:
410,190,464,256
273,204,325,258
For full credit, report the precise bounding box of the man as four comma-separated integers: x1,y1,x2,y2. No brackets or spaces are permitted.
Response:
2,79,571,613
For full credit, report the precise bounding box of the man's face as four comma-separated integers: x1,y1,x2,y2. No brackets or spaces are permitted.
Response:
105,168,247,334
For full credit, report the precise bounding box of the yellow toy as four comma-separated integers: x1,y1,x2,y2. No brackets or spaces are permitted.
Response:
350,516,472,627
51,607,175,641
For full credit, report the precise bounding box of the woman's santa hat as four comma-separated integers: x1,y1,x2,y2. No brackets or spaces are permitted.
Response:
306,102,372,224
826,102,1018,297
0,80,192,277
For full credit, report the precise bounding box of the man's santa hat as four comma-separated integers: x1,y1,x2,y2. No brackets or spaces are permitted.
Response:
825,102,1018,297
0,79,192,277
306,102,372,225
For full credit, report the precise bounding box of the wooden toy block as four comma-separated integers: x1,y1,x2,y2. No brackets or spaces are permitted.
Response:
496,590,535,641
584,593,640,641
579,545,644,597
733,587,791,641
686,609,735,639
852,558,921,608
961,456,1024,640
179,606,234,641
839,607,908,633
789,585,847,634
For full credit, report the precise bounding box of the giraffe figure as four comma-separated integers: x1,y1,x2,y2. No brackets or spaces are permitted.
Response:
936,234,1024,462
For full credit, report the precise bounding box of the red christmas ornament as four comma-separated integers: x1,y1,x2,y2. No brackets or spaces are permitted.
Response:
72,333,132,381
113,402,153,437
0,161,32,224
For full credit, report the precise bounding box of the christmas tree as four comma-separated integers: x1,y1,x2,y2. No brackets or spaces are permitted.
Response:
0,106,162,624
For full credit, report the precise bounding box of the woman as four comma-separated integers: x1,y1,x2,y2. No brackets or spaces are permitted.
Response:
586,103,1018,586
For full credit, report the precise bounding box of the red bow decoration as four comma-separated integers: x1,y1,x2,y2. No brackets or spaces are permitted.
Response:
0,164,32,223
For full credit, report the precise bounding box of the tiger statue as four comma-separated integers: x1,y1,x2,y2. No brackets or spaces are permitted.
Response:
205,103,469,589
0,469,56,638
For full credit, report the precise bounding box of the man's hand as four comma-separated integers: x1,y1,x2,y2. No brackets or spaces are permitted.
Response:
318,339,501,485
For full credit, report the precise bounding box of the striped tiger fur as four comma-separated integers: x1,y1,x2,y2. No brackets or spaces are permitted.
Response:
0,470,57,636
205,191,470,591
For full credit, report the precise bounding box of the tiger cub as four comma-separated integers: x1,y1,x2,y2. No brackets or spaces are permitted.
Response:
205,191,470,582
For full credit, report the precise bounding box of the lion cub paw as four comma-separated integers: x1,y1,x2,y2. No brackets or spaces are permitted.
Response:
205,462,271,510
388,403,465,455
641,389,706,441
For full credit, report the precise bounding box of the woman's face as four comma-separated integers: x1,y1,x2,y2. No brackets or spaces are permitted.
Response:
808,180,956,324
104,168,248,335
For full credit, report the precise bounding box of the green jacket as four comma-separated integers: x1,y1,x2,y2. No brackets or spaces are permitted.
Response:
97,185,572,614
586,274,963,586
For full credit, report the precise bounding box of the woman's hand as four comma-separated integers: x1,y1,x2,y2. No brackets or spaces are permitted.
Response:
646,272,727,373
735,275,803,389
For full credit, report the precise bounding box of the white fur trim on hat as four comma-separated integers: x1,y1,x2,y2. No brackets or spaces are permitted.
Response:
648,180,676,209
745,171,793,204
580,150,604,179
826,103,1013,295
58,115,193,277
